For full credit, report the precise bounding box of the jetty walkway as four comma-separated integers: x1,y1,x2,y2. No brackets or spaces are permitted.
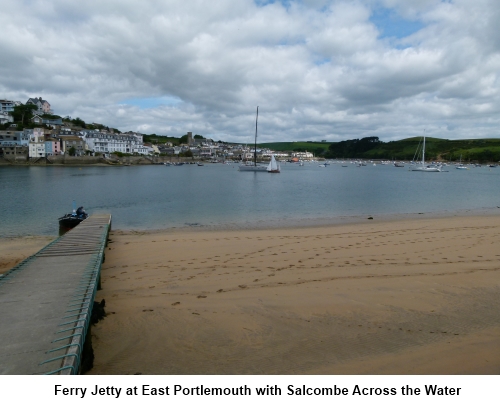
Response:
0,214,111,374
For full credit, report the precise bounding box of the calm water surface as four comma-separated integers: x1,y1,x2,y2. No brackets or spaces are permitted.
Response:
1,163,499,237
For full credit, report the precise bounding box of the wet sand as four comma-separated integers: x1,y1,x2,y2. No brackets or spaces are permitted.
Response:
81,214,500,374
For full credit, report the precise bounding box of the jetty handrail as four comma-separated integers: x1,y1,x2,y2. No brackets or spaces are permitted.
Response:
0,213,111,375
41,216,111,375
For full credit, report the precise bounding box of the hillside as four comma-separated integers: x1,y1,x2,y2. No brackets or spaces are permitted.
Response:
260,137,500,163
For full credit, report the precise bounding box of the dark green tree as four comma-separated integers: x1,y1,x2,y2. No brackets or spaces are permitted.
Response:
71,117,86,128
12,104,38,124
326,136,381,158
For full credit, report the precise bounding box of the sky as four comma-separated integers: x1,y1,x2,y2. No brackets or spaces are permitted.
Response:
1,0,499,143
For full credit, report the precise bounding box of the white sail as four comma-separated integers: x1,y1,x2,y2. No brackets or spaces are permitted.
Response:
267,155,280,173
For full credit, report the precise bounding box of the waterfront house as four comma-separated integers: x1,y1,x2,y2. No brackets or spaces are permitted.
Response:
28,128,46,158
0,131,24,159
0,131,22,146
21,129,32,146
82,130,146,155
58,135,85,156
158,146,175,155
45,138,61,156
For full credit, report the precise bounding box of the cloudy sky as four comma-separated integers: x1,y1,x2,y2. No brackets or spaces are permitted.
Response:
1,0,499,143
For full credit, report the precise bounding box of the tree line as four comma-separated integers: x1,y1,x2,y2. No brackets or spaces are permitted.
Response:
324,136,500,163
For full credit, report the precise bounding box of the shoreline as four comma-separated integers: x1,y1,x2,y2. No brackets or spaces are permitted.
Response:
3,206,500,240
94,206,500,237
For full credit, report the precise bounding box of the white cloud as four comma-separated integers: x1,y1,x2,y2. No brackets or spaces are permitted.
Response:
0,0,499,142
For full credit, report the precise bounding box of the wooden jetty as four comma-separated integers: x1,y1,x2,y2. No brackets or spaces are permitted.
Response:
0,214,111,374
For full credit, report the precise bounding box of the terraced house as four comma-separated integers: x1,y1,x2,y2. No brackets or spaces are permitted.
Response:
59,135,85,156
81,130,146,155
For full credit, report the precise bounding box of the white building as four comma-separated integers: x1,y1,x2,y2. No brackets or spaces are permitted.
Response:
29,128,46,158
291,151,314,159
0,111,13,124
0,99,17,113
82,131,147,155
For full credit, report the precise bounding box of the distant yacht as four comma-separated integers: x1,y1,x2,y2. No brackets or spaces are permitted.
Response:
411,135,441,172
456,155,468,170
239,107,268,172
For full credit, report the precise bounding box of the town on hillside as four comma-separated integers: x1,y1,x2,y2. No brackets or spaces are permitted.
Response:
0,97,312,164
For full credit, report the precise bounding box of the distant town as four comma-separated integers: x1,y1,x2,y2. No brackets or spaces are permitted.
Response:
0,97,311,163
2,97,500,164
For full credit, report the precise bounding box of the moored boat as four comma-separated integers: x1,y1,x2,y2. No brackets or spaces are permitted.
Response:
239,107,268,172
267,155,280,173
411,135,441,172
59,203,88,229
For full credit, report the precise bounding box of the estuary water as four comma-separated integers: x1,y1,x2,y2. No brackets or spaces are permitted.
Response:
1,162,499,237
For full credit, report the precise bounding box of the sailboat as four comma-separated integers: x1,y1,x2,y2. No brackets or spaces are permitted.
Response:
411,135,441,172
456,155,468,170
239,107,267,172
267,154,280,173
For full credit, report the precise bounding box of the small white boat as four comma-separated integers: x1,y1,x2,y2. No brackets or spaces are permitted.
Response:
267,155,280,173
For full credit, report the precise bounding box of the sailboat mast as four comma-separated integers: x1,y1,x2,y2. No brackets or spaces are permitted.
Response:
422,135,425,166
254,106,258,166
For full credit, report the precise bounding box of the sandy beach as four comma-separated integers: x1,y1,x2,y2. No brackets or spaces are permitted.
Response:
0,236,54,274
82,214,500,374
3,214,499,374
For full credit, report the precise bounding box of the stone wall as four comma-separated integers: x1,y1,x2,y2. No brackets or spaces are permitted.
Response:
0,154,197,165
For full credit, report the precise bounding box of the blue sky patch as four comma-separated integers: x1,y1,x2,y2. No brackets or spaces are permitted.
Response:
121,96,182,109
370,7,424,39
254,0,293,9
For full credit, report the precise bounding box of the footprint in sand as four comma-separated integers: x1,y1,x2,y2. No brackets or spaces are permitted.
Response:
197,295,207,298
172,302,180,306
